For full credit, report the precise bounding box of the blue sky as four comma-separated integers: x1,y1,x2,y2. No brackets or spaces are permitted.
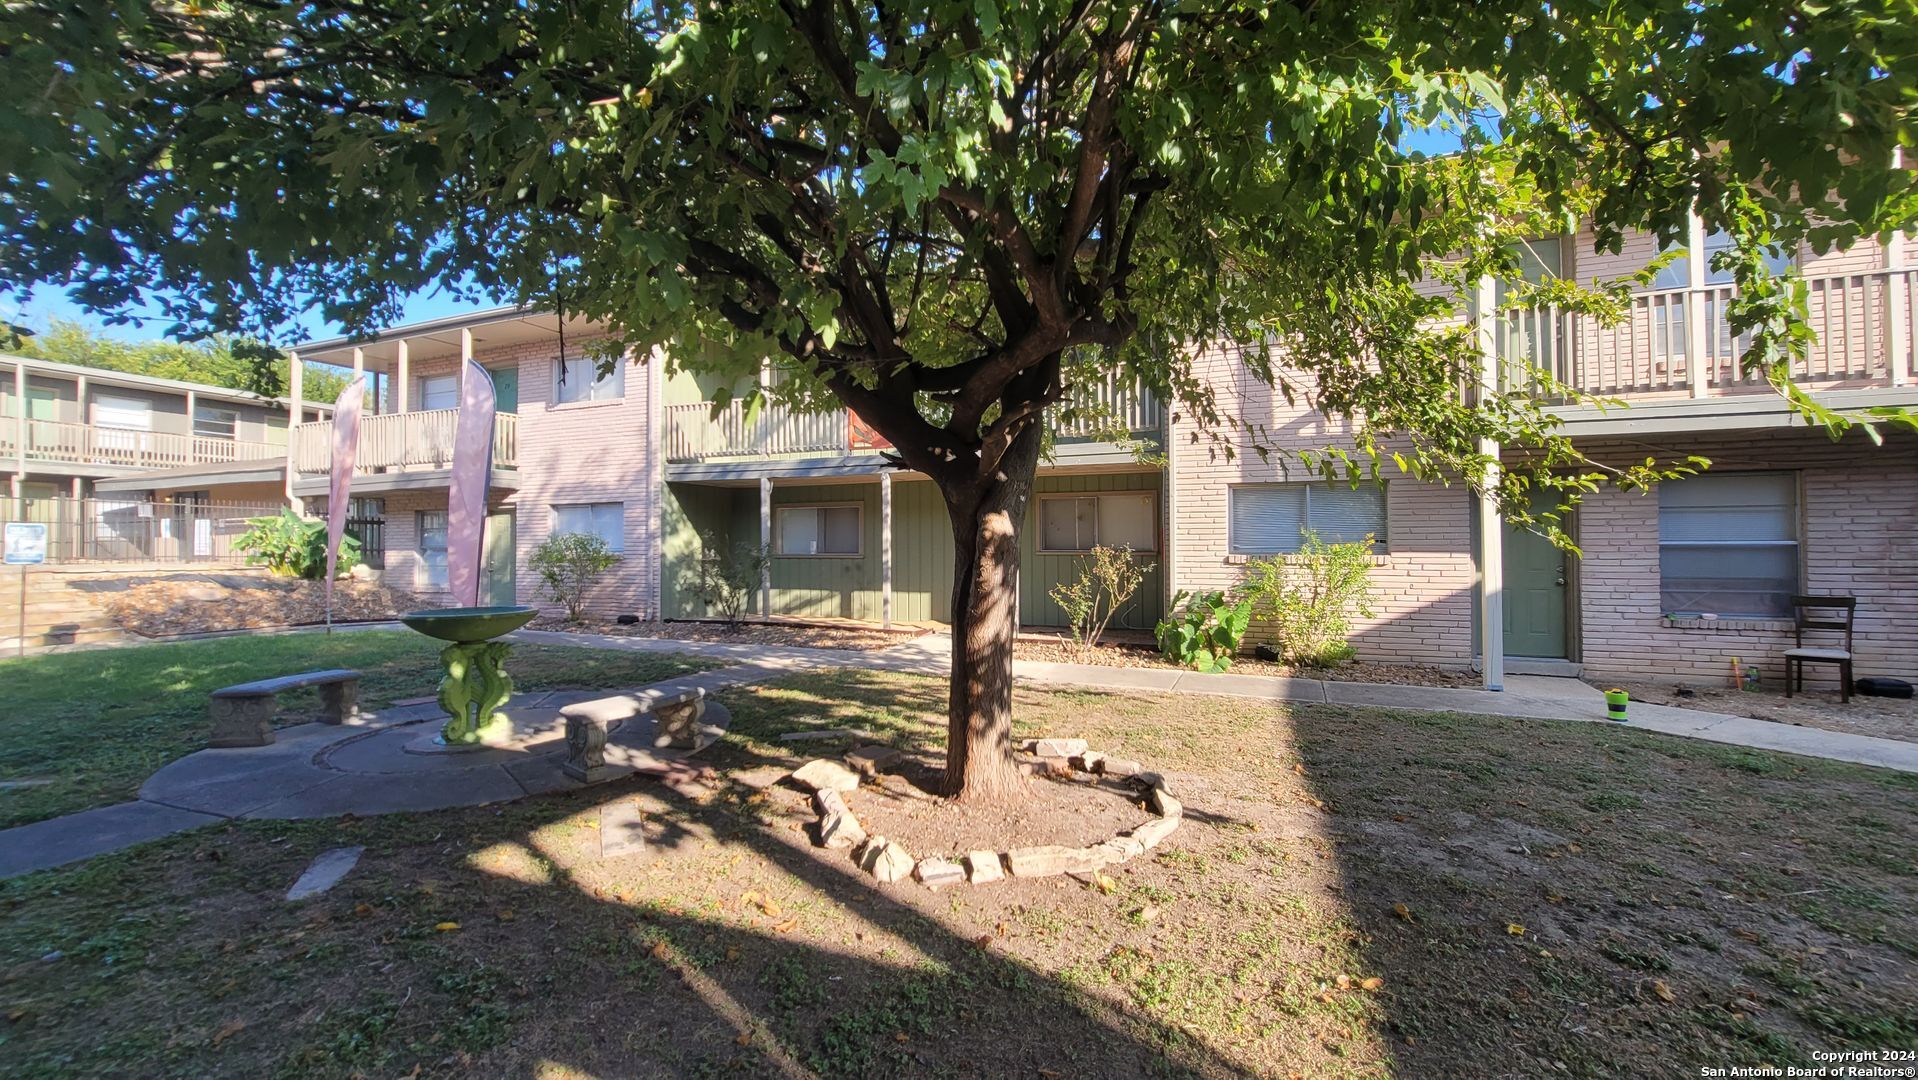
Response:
5,280,494,346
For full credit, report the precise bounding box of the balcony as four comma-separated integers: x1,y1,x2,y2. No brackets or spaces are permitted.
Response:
1498,267,1917,400
291,409,519,475
0,418,284,471
664,378,1165,464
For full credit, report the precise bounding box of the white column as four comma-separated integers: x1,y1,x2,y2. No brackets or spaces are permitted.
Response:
184,390,197,464
351,347,365,406
395,339,411,411
1473,273,1505,692
880,471,893,629
1686,206,1709,396
759,477,773,618
13,358,26,498
460,328,475,384
285,349,303,504
1888,202,1910,388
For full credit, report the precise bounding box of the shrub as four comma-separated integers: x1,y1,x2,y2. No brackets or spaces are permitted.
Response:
1239,532,1378,666
530,532,622,622
236,507,360,580
1154,589,1254,673
1048,545,1151,658
691,535,770,626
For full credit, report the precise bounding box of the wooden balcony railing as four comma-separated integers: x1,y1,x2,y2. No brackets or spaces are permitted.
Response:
663,377,1166,463
1497,267,1917,397
0,418,284,470
291,409,519,474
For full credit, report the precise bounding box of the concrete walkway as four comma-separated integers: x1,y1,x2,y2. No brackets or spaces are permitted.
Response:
6,626,1913,880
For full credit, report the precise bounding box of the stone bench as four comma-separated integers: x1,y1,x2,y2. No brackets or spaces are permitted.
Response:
209,669,364,748
560,687,707,783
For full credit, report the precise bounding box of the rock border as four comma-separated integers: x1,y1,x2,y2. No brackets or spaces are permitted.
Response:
784,738,1182,889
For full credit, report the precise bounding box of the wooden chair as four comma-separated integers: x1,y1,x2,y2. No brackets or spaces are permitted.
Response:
1784,595,1855,703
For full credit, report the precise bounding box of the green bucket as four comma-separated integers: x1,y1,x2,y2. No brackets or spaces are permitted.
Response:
1603,689,1629,722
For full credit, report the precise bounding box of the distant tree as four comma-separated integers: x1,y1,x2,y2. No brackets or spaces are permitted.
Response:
13,320,342,399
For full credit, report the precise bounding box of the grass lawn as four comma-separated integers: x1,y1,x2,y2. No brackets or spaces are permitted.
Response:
2,669,1915,1077
0,631,721,829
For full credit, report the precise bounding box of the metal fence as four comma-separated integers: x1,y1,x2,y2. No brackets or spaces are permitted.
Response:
0,497,284,563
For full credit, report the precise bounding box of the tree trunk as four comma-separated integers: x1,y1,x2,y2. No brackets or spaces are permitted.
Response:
940,419,1045,802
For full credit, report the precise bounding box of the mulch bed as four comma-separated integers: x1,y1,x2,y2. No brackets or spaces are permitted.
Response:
1608,677,1918,745
98,573,416,637
1013,637,1482,687
530,617,927,651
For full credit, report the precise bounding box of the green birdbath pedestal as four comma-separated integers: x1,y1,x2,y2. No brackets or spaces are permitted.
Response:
400,606,540,746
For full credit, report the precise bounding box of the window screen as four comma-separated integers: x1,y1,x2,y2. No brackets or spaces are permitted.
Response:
1037,492,1157,552
1229,482,1387,554
556,356,623,403
419,374,459,411
417,510,449,588
192,405,238,440
1658,472,1799,617
776,505,861,556
552,502,625,552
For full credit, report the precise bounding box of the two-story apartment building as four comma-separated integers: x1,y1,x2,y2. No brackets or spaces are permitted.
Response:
257,214,1918,691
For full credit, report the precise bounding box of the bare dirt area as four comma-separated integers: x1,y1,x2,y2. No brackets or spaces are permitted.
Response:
530,616,927,651
1015,636,1481,686
4,669,1915,1078
1609,678,1918,745
94,572,415,636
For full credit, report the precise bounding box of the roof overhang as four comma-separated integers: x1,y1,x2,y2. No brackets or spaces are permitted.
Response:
93,459,286,493
1549,387,1918,438
294,307,606,368
289,468,521,497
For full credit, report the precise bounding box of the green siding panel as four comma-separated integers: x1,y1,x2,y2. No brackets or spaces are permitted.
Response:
659,472,1163,629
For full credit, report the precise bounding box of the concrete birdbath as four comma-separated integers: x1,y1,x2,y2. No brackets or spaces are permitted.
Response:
400,606,539,745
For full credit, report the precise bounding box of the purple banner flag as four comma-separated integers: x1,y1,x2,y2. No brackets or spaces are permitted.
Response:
445,360,497,609
323,376,366,626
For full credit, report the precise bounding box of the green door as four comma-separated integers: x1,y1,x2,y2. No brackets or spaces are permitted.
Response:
489,367,518,414
481,512,516,606
1502,492,1568,658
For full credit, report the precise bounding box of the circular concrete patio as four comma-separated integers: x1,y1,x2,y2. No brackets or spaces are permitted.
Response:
140,686,732,821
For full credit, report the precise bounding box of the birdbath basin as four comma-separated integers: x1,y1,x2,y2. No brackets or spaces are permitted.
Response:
400,606,539,745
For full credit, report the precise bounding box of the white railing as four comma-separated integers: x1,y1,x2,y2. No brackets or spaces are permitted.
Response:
664,377,1166,462
1497,268,1916,398
292,409,519,473
0,418,283,470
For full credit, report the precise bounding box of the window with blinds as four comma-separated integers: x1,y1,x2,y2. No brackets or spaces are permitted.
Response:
1228,482,1387,554
555,355,623,403
776,504,861,556
1658,472,1799,617
552,502,625,552
1036,492,1157,553
416,510,449,588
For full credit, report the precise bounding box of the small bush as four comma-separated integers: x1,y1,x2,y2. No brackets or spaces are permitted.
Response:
692,535,770,626
1048,545,1151,658
236,507,360,580
1239,532,1377,666
530,532,622,622
1154,589,1254,673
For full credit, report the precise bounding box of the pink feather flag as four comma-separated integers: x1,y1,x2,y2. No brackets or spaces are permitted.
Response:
445,361,497,609
323,375,367,628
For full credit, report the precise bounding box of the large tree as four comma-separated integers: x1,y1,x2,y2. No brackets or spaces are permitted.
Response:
4,2,1914,799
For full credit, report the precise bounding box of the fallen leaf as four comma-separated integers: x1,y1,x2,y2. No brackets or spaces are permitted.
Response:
1651,980,1676,1003
735,1032,753,1047
1335,974,1353,989
434,921,460,933
758,897,783,917
650,940,671,960
725,947,740,962
1565,842,1582,854
1733,929,1762,943
773,919,798,934
1093,872,1118,895
1392,903,1413,922
1360,977,1384,991
995,921,1010,937
1136,904,1160,923
1293,763,1306,776
893,1032,910,1044
352,903,374,918
1038,1070,1062,1080
1506,924,1527,936
210,1019,245,1047
496,909,516,922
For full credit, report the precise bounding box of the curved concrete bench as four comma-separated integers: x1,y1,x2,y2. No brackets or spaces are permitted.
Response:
209,669,364,748
560,687,708,782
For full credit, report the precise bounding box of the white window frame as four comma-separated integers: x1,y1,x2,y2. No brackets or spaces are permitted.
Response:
1227,481,1389,556
419,373,459,412
1657,471,1801,619
93,392,153,430
774,503,863,558
554,355,623,404
416,510,449,588
550,501,625,553
192,404,239,441
1035,492,1159,554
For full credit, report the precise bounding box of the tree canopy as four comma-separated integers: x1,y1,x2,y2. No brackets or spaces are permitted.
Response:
4,0,1915,796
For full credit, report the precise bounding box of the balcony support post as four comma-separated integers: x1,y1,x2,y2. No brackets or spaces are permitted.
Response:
395,339,411,412
1686,206,1709,397
880,471,893,630
184,390,196,465
285,349,303,505
13,356,25,498
1473,273,1505,692
759,477,773,618
1888,221,1910,388
351,347,366,411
